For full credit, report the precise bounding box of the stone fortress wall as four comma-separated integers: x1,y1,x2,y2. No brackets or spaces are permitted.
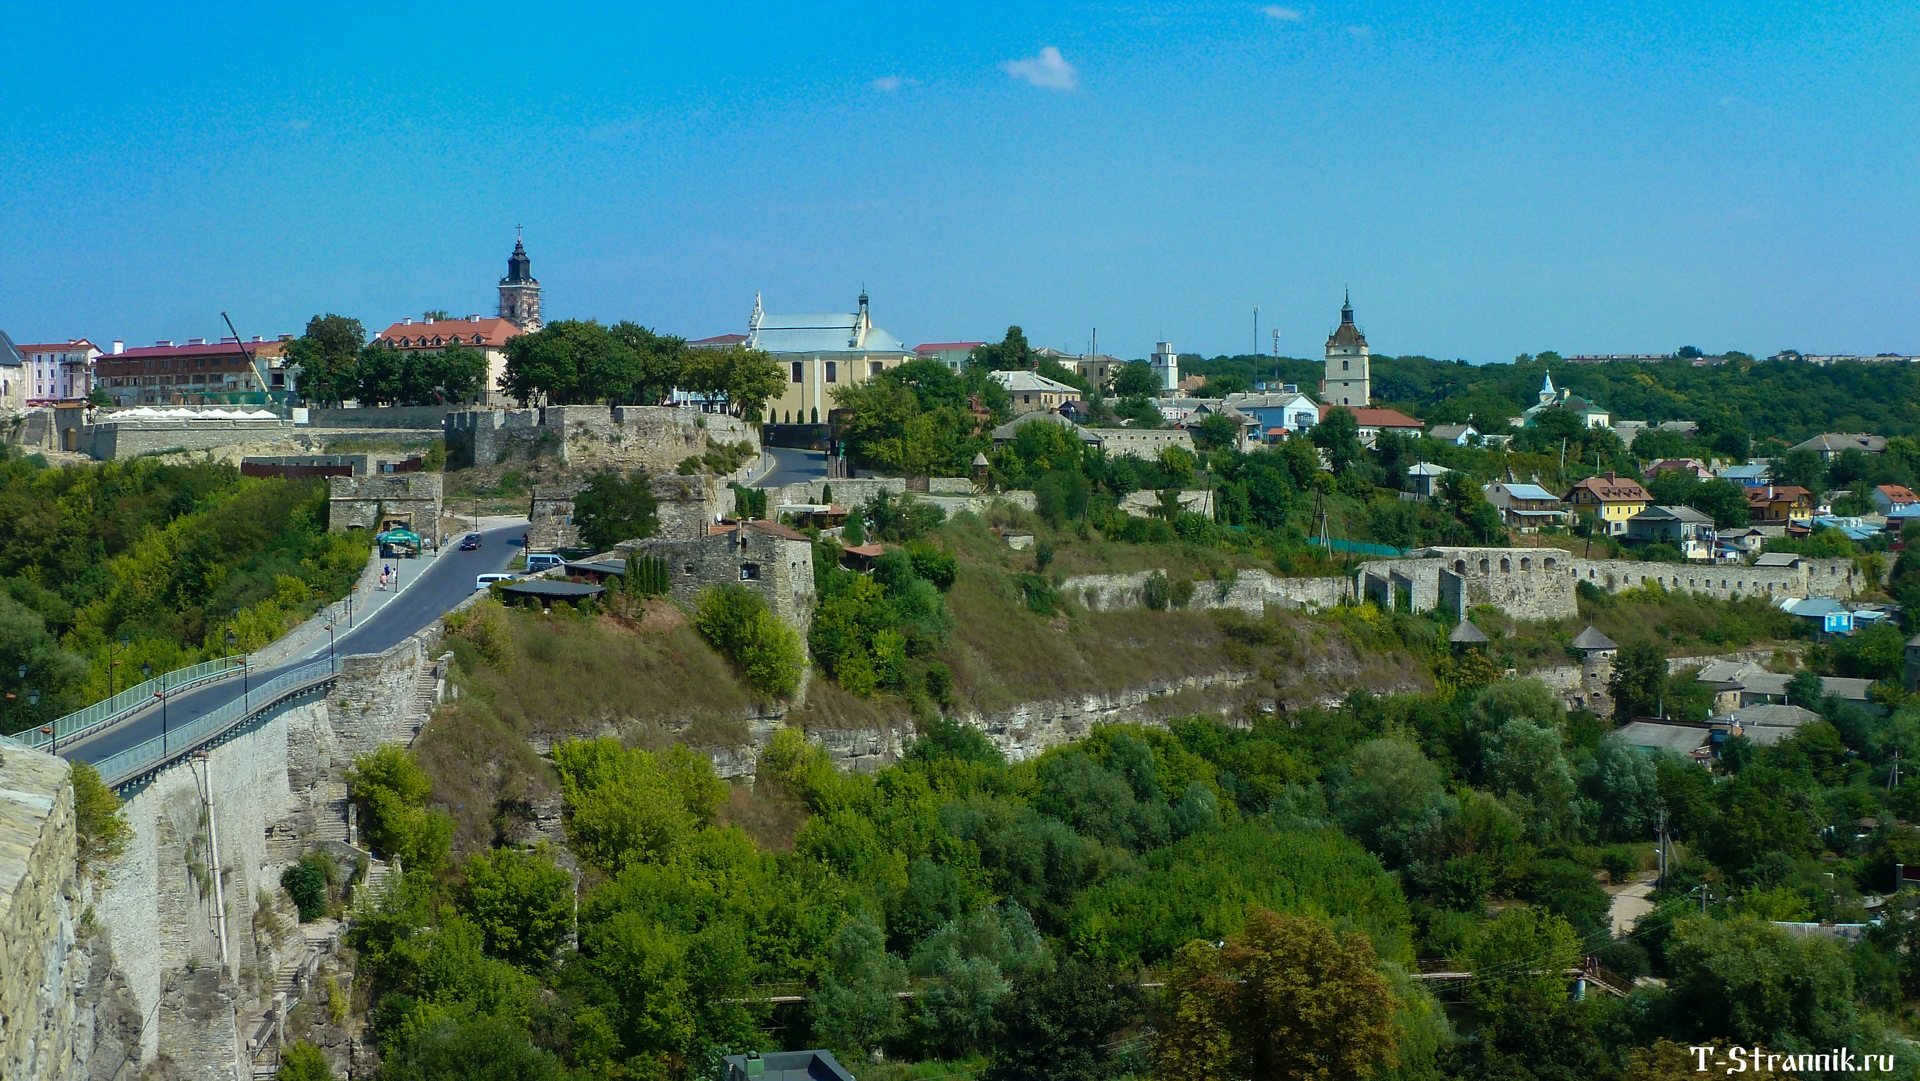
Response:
1356,546,1863,621
444,405,759,474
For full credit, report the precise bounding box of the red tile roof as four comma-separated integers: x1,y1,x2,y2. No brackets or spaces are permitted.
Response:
1748,485,1811,503
745,519,811,542
1876,484,1918,504
1565,472,1651,502
1319,404,1423,428
690,333,749,346
376,317,523,349
13,339,99,353
99,339,281,361
914,342,985,352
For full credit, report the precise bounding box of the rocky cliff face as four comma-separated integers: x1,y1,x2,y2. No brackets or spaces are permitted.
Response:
0,739,84,1081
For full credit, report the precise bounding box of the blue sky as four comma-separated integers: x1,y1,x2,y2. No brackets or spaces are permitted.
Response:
5,1,1918,362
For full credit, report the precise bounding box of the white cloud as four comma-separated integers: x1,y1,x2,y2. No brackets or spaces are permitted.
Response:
1002,46,1079,91
871,76,905,92
1262,5,1305,21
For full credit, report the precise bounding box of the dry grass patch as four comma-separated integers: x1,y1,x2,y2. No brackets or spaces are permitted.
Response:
453,605,758,741
413,703,556,857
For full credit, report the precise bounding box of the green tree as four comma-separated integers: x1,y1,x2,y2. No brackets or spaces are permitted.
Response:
550,739,713,871
281,855,330,922
987,959,1141,1081
276,1041,333,1081
694,584,804,698
346,745,450,872
1191,412,1241,452
1311,407,1365,473
972,326,1035,371
71,761,129,879
464,845,574,969
1153,908,1399,1081
501,319,679,405
1112,360,1159,397
572,471,659,549
286,313,367,404
810,912,909,1059
1665,913,1861,1052
1331,737,1452,868
379,1015,563,1081
1609,639,1669,719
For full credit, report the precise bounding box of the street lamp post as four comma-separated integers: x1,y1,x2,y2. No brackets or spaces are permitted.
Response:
324,624,336,672
109,633,129,699
142,661,168,757
228,631,249,713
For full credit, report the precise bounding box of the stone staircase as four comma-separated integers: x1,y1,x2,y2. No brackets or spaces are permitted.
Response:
403,659,442,745
311,778,351,846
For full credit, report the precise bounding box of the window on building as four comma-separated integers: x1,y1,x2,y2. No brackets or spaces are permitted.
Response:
1342,360,1350,370
791,362,803,383
826,361,838,383
740,563,760,581
869,361,882,377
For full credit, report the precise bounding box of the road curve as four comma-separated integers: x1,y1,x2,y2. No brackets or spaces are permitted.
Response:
63,523,523,765
754,446,829,489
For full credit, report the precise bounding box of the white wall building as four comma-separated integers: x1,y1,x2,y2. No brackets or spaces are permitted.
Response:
15,338,101,403
1149,341,1180,394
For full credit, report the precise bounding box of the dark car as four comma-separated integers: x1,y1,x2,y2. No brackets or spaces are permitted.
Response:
460,533,482,550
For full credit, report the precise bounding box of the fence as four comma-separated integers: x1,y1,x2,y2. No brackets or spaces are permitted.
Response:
92,659,336,789
20,655,247,752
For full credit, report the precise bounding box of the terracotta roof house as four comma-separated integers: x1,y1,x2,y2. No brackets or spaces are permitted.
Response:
1643,458,1715,482
1319,403,1424,447
1747,484,1813,524
374,316,526,406
1873,485,1919,515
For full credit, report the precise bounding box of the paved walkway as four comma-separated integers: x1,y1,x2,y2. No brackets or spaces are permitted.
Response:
1607,874,1658,936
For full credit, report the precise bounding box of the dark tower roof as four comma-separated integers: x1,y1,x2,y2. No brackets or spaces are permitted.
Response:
1329,292,1366,348
503,238,536,285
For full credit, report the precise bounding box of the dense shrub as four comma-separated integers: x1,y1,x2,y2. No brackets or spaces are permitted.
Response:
694,584,804,698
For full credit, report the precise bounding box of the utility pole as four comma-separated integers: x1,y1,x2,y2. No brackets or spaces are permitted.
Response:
1253,306,1259,359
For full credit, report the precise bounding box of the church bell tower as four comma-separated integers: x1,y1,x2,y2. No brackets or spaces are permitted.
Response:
1322,291,1370,407
498,232,542,331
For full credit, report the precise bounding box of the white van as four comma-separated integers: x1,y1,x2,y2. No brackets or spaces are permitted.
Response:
524,553,565,572
475,573,515,592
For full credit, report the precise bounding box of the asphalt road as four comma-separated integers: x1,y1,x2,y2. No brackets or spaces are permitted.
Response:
756,446,829,488
64,523,523,766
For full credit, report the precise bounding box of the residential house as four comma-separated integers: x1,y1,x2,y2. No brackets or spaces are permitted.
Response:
1483,481,1566,530
1695,659,1877,714
1790,433,1887,461
730,291,915,424
374,316,526,406
1222,390,1319,441
1153,396,1217,426
912,341,984,372
95,335,289,406
1562,472,1651,536
990,411,1104,449
1404,462,1451,500
1747,484,1814,524
1072,353,1125,390
1885,505,1920,534
722,1051,856,1081
1723,702,1821,746
15,338,101,403
1517,372,1611,428
1320,404,1423,447
1427,423,1479,446
992,370,1081,415
1624,505,1716,560
0,330,24,413
1615,720,1712,758
1873,485,1919,516
1716,526,1766,557
1718,462,1770,486
1643,458,1715,482
1778,596,1854,638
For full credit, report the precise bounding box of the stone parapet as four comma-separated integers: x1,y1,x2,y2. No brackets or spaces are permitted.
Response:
0,738,80,1081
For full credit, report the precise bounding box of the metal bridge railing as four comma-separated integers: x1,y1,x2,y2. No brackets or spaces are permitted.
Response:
93,659,335,789
19,655,249,752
